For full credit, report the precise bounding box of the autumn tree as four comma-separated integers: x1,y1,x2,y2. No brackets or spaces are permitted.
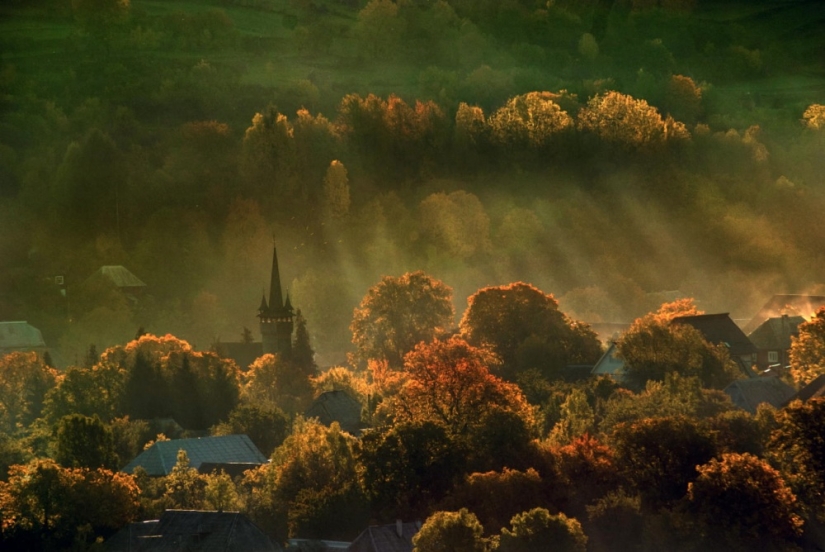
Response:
0,351,59,433
322,160,351,221
43,363,126,424
240,107,295,201
487,92,574,152
577,91,688,151
767,398,825,518
552,435,622,519
460,282,602,381
211,402,290,458
617,303,739,390
394,337,533,436
499,508,587,552
686,453,803,550
802,104,825,130
162,450,206,510
351,271,454,368
413,509,489,552
789,306,825,384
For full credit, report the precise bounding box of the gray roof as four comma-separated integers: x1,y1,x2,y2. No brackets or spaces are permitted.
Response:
784,374,825,405
743,294,825,334
105,510,280,552
122,434,267,476
0,321,46,351
591,342,626,381
348,521,421,552
724,377,797,414
305,390,363,435
748,315,805,351
671,313,757,358
91,265,147,288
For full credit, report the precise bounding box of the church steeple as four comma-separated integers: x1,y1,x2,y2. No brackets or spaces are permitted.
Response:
258,245,294,357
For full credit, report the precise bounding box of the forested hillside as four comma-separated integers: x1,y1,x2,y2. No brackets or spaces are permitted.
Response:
1,0,824,362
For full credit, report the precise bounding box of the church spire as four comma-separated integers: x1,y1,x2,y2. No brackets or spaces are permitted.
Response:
269,244,284,309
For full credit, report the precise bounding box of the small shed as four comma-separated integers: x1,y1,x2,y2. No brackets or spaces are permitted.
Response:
122,434,267,476
105,510,280,552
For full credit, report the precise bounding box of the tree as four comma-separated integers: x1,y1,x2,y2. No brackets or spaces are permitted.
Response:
767,398,825,518
0,351,59,433
212,402,290,458
789,306,825,385
612,416,717,510
358,421,462,519
413,509,489,552
52,414,118,470
322,160,351,221
43,363,126,424
394,337,533,435
552,435,621,519
617,307,739,390
487,92,573,152
686,453,803,550
802,104,825,130
419,191,492,259
577,91,687,151
163,450,206,510
351,271,454,368
459,282,601,381
499,508,587,552
240,107,295,200
355,0,403,58
203,470,241,511
547,388,596,446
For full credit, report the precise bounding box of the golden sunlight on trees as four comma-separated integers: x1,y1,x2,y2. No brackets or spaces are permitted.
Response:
687,453,803,550
577,91,688,151
499,508,587,552
488,92,573,151
802,104,825,130
460,282,601,382
394,336,533,435
789,307,825,385
241,107,295,198
0,352,59,433
413,508,489,552
767,398,825,519
617,300,739,389
351,271,454,368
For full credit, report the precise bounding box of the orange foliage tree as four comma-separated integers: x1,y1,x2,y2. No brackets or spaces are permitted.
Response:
0,352,59,433
789,306,825,385
393,336,533,435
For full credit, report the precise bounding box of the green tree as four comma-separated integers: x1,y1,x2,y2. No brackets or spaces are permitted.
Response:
53,414,118,470
358,421,462,519
547,388,596,446
355,0,403,58
789,306,825,385
612,416,717,510
499,508,587,552
211,402,290,458
418,191,492,260
203,470,241,511
413,508,489,552
686,453,803,550
322,160,351,221
43,363,126,424
460,282,601,381
351,271,454,368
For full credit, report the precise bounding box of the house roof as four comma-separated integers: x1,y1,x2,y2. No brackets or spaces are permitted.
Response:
90,265,147,288
122,434,267,476
724,377,797,414
305,390,363,435
743,294,825,334
590,342,626,381
348,521,421,552
105,510,280,552
671,313,758,357
747,315,805,351
198,462,262,478
783,374,825,405
0,321,46,351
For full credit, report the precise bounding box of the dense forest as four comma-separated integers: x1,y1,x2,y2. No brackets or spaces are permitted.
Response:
1,0,825,550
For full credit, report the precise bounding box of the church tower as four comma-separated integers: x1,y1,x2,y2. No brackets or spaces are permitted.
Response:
258,245,294,357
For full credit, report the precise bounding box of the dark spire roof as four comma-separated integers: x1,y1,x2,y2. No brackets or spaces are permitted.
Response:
269,245,284,309
258,293,268,313
284,291,293,311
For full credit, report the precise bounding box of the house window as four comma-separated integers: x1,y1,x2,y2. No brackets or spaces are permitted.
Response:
768,351,779,363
